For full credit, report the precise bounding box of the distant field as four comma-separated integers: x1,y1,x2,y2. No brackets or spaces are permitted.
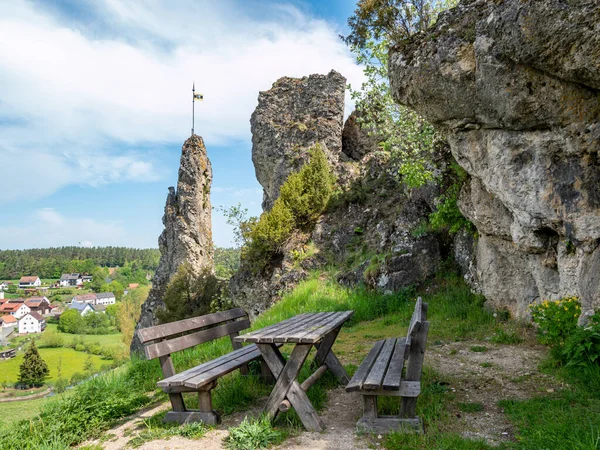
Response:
0,347,113,385
44,324,124,348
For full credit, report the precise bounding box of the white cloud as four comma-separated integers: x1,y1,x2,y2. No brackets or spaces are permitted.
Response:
0,0,364,201
0,209,128,249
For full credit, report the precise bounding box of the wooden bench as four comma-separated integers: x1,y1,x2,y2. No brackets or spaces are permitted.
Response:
346,297,429,433
136,308,273,425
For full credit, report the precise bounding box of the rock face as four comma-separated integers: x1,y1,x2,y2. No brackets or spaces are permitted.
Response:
231,65,453,315
251,70,347,210
389,0,600,320
131,135,213,353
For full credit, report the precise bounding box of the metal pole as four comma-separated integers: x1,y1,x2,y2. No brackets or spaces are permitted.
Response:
192,82,195,136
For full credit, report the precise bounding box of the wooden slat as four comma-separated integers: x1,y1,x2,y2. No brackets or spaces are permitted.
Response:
137,308,247,343
346,340,385,392
406,297,423,340
183,347,263,389
145,319,250,360
363,338,396,390
400,321,430,418
283,312,339,343
382,337,408,390
291,311,354,344
234,314,310,343
245,314,318,344
357,381,421,397
157,344,258,387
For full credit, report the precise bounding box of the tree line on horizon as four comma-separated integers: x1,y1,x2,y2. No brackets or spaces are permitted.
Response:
0,246,160,280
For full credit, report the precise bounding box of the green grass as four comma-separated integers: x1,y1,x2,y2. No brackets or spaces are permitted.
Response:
458,402,484,413
44,323,123,347
470,346,488,353
0,395,63,427
0,347,112,385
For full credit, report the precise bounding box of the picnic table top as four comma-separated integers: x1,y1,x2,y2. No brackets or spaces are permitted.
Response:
234,311,353,345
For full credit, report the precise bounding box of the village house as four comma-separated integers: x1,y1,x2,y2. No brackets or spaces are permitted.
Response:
0,301,30,318
82,275,93,283
18,276,41,289
0,281,9,291
0,315,17,328
18,312,46,334
71,293,98,304
68,301,96,316
59,273,83,287
95,292,116,306
25,297,52,315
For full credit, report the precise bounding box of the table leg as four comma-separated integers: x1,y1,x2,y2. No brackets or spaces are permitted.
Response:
257,343,325,432
313,326,350,385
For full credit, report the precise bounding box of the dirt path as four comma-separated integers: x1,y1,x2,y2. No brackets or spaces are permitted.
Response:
88,339,559,449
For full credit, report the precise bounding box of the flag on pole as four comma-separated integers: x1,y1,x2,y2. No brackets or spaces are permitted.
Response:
194,92,203,101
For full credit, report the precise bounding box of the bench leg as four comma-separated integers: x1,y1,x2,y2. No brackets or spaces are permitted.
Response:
164,382,221,425
356,394,423,434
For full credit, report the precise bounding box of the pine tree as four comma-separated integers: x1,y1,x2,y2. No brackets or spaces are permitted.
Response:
18,341,49,388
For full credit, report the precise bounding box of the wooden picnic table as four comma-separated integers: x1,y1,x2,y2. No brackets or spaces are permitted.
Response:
234,311,353,431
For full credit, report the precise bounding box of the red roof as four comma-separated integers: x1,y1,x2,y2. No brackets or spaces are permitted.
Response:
0,303,21,312
0,315,17,324
73,293,97,301
19,276,39,283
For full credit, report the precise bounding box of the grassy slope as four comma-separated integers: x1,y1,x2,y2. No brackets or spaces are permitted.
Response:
44,323,123,347
1,268,598,450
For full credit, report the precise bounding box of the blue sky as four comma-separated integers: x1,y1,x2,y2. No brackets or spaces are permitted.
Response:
0,0,363,250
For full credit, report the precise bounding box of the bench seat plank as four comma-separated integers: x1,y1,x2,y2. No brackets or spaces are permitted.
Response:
363,338,396,390
382,337,408,390
158,344,261,389
158,344,259,388
346,340,385,392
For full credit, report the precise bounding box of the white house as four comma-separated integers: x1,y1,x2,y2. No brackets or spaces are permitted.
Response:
0,302,30,318
0,282,8,291
18,312,46,334
0,291,4,300
0,315,17,328
59,273,83,287
18,276,41,289
72,293,97,304
68,301,96,316
95,292,116,306
82,275,93,283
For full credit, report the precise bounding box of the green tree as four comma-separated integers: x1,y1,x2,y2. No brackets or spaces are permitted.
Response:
156,263,221,324
58,309,84,334
343,0,458,188
83,355,94,373
279,144,336,228
105,303,120,326
18,341,49,387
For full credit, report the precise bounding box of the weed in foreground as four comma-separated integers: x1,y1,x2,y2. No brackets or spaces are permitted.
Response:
490,328,524,345
470,346,488,353
225,415,286,450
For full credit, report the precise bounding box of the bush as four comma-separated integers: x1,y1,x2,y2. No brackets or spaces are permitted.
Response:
38,329,65,348
58,309,85,334
242,145,334,273
225,416,284,450
530,296,581,346
562,313,600,368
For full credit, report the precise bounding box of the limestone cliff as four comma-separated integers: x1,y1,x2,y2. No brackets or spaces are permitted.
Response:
389,0,600,321
131,135,213,353
251,70,349,211
231,71,451,317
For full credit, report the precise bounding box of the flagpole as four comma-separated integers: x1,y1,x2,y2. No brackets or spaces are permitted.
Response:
192,82,195,136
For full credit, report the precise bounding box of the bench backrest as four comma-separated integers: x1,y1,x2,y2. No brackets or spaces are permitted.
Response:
137,308,250,361
404,297,429,384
